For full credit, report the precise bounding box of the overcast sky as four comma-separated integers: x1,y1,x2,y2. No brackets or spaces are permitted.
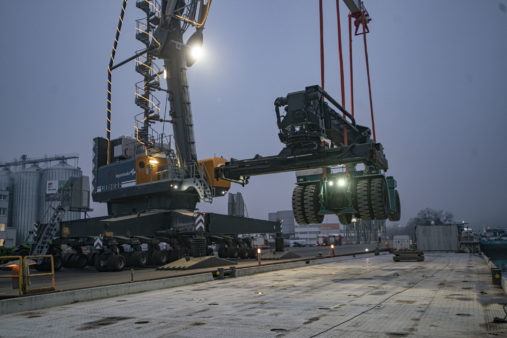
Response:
1,1,506,230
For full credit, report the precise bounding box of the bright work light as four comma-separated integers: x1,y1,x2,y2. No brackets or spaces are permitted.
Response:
337,178,346,187
186,28,204,67
190,45,203,61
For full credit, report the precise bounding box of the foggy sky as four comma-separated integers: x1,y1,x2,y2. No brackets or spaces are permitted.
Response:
0,0,506,230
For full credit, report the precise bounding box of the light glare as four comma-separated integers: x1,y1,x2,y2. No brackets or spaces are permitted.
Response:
190,45,203,60
337,178,346,187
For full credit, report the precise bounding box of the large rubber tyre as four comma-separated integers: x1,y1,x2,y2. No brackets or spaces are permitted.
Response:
292,185,307,225
191,237,207,257
338,213,352,225
109,255,126,271
304,184,324,224
53,255,62,271
62,253,74,268
151,250,169,266
388,190,401,222
227,247,238,259
248,248,257,259
74,254,88,269
238,248,249,259
371,177,389,220
95,254,110,272
356,179,372,220
132,251,148,267
218,247,227,258
87,253,97,266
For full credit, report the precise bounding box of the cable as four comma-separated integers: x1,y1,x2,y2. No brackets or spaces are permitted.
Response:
335,0,346,109
106,0,128,164
319,0,325,90
361,11,376,142
175,0,212,28
348,14,354,119
335,0,348,175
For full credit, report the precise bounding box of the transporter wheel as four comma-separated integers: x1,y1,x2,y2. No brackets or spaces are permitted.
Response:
388,190,401,222
191,237,207,257
53,255,62,271
132,251,148,267
151,250,169,266
238,248,249,259
248,248,257,259
338,213,352,225
62,253,74,268
356,179,372,221
109,255,126,271
87,253,97,266
227,247,238,258
95,254,110,272
304,184,324,224
218,247,227,258
73,254,88,269
292,185,307,225
371,177,389,220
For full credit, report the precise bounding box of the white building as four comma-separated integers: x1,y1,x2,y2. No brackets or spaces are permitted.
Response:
268,210,296,238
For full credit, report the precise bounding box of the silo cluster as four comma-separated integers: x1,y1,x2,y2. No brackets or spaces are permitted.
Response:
0,155,84,245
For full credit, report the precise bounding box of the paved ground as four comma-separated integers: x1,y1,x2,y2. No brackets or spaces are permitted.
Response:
0,244,378,296
1,253,506,337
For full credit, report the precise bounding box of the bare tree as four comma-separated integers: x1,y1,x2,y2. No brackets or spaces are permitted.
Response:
387,208,455,239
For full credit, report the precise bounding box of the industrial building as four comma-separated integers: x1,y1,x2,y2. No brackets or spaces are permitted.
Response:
227,192,245,217
0,155,87,246
268,210,296,238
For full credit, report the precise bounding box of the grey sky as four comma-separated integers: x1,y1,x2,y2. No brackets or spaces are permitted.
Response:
1,1,506,229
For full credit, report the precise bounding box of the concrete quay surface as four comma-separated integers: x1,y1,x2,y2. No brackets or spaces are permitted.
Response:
0,243,377,297
1,253,506,337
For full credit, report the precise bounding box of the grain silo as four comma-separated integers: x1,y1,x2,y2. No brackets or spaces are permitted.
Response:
39,160,82,223
12,164,41,243
0,167,12,189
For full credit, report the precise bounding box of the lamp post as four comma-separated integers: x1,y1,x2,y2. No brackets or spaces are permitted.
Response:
257,248,261,265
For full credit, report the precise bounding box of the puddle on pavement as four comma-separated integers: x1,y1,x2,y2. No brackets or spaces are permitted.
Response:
78,316,132,331
304,316,321,325
332,274,399,283
386,332,409,337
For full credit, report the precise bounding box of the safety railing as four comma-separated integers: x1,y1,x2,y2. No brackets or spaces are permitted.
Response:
0,255,55,296
24,255,56,294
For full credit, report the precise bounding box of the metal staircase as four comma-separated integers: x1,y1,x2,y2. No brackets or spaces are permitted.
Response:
31,207,64,256
134,0,162,151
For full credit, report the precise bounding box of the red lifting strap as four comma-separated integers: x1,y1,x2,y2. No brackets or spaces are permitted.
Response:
319,0,325,90
360,11,376,142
